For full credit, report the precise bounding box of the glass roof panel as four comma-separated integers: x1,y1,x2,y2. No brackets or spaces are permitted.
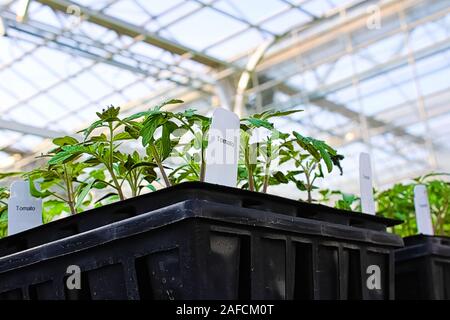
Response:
0,0,448,192
261,8,312,34
216,0,289,25
166,7,247,51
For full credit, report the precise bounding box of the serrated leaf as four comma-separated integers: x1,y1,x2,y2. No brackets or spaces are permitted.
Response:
52,136,79,147
141,115,166,146
113,132,134,141
78,119,104,138
154,99,184,110
90,134,108,142
292,131,320,160
28,178,52,198
314,141,332,173
125,124,141,139
160,121,178,159
261,109,303,120
242,117,274,130
48,145,86,165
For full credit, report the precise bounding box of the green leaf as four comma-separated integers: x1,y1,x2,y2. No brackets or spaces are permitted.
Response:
95,192,119,204
314,141,333,173
75,181,94,209
343,193,357,204
261,109,303,120
154,99,184,110
130,162,157,171
52,136,79,147
93,181,108,189
43,200,70,223
273,171,289,184
40,179,59,191
48,145,86,165
78,119,104,138
294,180,307,191
90,134,108,142
128,99,183,122
0,172,22,180
292,132,321,160
113,132,134,141
143,168,158,183
331,154,344,175
141,115,166,146
182,109,196,118
89,169,106,181
160,121,178,159
124,112,150,121
124,124,141,139
242,117,274,130
28,178,52,198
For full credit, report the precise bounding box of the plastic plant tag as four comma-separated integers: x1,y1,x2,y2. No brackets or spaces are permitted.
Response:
414,184,434,236
8,181,42,236
359,152,375,215
204,108,240,187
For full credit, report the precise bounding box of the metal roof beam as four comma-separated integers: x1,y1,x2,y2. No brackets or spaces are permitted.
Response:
0,119,75,139
35,0,230,69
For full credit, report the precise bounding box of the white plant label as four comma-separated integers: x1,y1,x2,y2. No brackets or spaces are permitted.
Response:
204,108,240,187
8,181,42,236
414,184,434,236
359,152,375,215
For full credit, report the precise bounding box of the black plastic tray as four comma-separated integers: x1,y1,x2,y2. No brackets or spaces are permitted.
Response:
0,182,403,300
395,235,450,300
0,182,400,258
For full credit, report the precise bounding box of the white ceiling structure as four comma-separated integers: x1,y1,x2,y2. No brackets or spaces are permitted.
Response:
0,0,449,195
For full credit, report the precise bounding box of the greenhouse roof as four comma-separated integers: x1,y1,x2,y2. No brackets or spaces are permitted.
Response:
0,0,449,195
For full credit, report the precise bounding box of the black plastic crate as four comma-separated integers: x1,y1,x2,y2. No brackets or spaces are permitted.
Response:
395,235,450,300
0,182,403,300
0,182,397,257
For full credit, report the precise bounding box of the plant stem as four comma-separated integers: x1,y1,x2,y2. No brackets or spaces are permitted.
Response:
243,137,255,191
304,165,312,203
262,160,271,193
108,123,125,201
109,167,125,201
200,150,206,182
438,200,448,235
178,116,206,182
305,175,312,203
199,136,206,182
48,191,68,203
63,164,76,215
131,170,138,198
262,140,272,193
248,166,255,191
149,144,171,187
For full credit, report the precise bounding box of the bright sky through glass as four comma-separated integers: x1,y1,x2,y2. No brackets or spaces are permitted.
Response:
0,0,449,195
